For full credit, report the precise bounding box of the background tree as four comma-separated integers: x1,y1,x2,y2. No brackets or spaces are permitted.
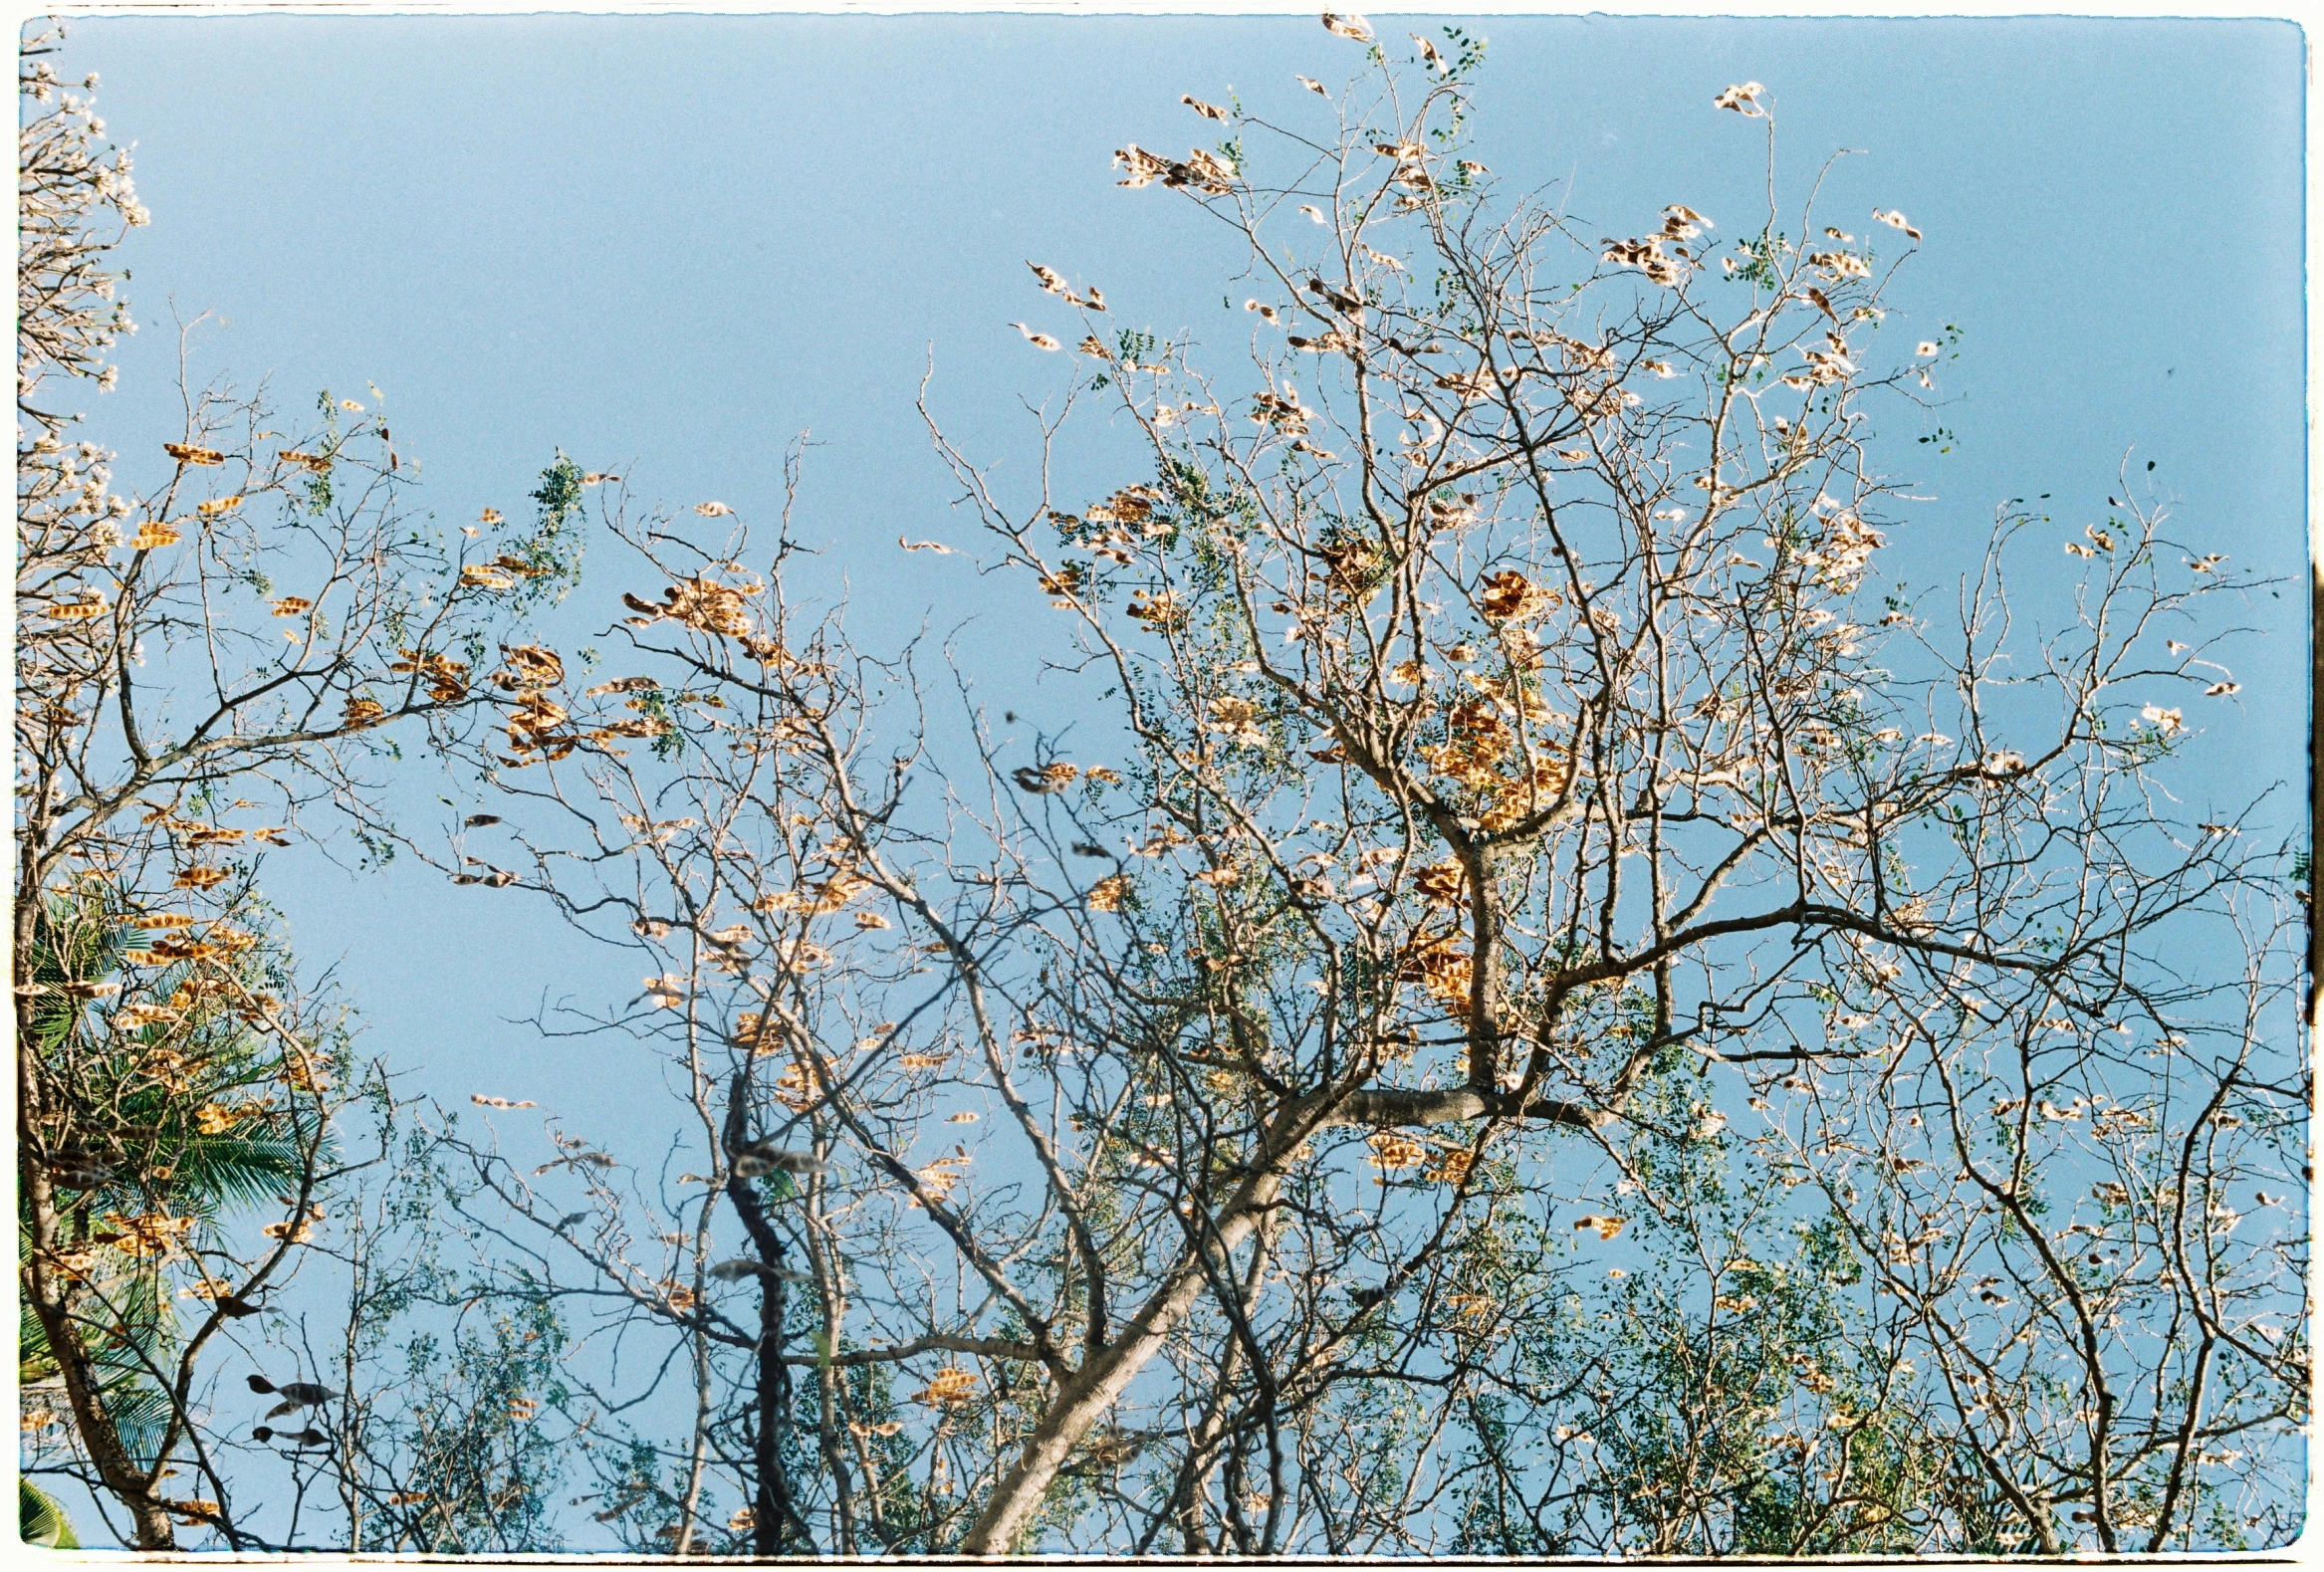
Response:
419,468,1000,1556
14,28,581,1548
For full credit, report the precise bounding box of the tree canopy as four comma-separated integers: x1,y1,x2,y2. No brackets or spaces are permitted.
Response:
16,17,2306,1557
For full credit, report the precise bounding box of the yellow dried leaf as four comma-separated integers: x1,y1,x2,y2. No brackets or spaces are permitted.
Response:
1477,569,1559,623
498,644,565,686
1366,1132,1428,1171
1428,1150,1477,1185
916,1367,979,1405
1414,860,1467,906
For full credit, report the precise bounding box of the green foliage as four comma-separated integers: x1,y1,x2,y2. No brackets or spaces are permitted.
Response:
1727,232,1786,292
304,388,343,512
20,1478,79,1549
19,881,347,1520
484,450,587,607
26,882,331,1231
1440,24,1489,78
629,685,682,761
378,1299,572,1553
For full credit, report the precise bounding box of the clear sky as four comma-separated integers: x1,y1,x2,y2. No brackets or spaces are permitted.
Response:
69,6,2306,1118
48,10,2308,1543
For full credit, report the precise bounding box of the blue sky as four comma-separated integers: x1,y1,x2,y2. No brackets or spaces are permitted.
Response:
48,12,2308,1539
71,11,2305,1115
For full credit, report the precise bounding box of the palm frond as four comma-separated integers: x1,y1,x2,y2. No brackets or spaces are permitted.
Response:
21,1477,81,1548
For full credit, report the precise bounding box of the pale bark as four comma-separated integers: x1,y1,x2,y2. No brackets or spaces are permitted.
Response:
962,1171,1282,1554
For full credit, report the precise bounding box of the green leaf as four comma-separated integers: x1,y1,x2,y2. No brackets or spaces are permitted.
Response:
21,1478,80,1548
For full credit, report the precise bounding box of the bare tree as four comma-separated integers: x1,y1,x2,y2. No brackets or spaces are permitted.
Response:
14,30,581,1548
27,18,2298,1557
443,23,2299,1554
891,29,2300,1552
418,458,1030,1555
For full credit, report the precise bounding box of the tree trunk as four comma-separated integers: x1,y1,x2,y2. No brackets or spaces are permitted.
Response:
22,1254,177,1550
960,1173,1280,1555
753,1271,802,1555
958,1064,1614,1553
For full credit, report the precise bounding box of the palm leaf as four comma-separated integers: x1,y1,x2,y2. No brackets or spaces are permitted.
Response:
21,1477,80,1548
169,1126,316,1214
96,1378,178,1473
